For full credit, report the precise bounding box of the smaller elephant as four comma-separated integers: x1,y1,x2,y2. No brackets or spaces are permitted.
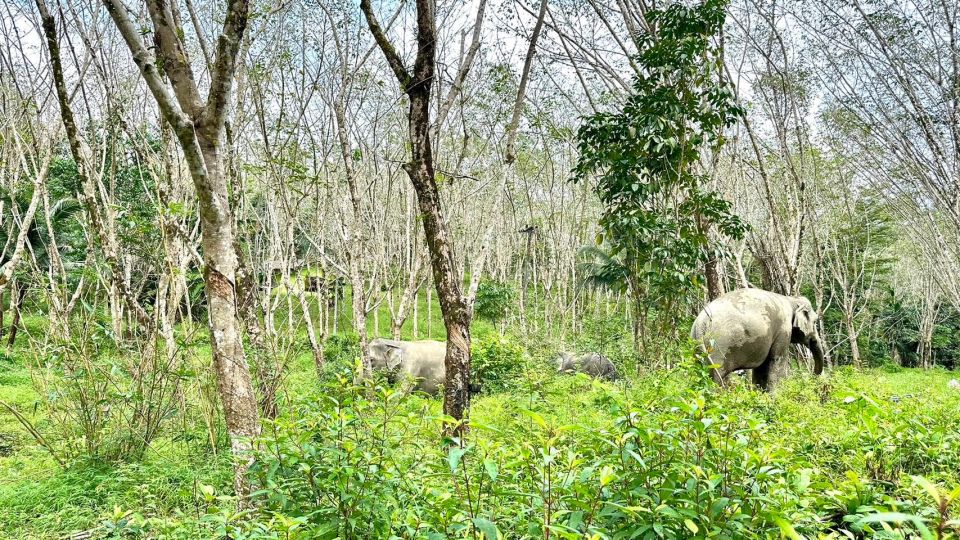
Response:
556,352,619,381
368,338,446,395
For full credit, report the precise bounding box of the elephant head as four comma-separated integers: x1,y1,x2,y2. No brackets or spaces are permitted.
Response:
789,297,824,375
369,338,404,371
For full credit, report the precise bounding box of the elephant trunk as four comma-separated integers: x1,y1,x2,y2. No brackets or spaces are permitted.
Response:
809,339,824,375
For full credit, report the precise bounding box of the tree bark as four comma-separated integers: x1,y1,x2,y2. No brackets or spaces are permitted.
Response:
504,0,547,164
846,316,862,368
6,282,25,347
0,163,44,290
705,253,724,300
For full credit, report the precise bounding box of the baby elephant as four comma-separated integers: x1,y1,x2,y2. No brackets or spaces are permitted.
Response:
556,352,619,381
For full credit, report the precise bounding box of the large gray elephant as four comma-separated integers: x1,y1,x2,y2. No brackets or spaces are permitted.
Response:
556,352,619,381
368,338,447,395
690,288,824,390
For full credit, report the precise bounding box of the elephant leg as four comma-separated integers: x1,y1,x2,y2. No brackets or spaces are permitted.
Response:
752,359,771,391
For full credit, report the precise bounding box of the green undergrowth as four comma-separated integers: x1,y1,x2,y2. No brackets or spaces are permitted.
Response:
1,334,959,538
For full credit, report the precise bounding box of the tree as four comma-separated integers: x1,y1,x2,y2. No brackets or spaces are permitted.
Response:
361,0,481,437
802,0,960,311
575,0,745,359
98,0,261,500
822,190,896,367
0,182,80,345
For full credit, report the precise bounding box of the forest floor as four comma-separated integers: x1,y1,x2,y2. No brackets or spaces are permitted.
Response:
1,321,959,538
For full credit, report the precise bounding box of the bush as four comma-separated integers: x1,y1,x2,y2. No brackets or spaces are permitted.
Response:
9,351,960,538
322,334,359,368
211,356,843,538
470,332,527,393
250,376,436,538
473,279,515,324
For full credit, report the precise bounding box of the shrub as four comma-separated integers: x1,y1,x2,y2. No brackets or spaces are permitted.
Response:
249,375,439,538
10,352,960,538
470,332,527,393
473,279,516,325
237,355,825,538
322,334,359,368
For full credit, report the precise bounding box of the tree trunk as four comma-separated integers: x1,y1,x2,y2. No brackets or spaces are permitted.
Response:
361,0,473,437
846,316,862,368
351,271,369,378
391,319,402,340
235,251,277,419
698,215,724,300
412,288,419,338
99,0,261,501
403,115,472,436
197,143,262,497
293,277,324,376
7,282,25,347
705,252,724,300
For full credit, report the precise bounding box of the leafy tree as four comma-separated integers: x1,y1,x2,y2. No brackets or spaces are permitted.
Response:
473,279,516,327
574,0,745,358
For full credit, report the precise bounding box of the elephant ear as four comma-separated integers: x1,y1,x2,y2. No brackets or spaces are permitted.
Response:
792,300,816,338
386,347,404,370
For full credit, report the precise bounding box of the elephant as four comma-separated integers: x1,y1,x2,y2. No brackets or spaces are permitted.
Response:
690,288,824,391
368,338,447,395
556,352,619,381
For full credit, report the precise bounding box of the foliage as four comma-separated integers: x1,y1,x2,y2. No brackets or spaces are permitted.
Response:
321,334,359,368
574,0,746,360
249,374,434,538
473,279,516,324
0,181,82,274
577,244,629,293
15,309,187,464
4,336,960,538
470,331,527,393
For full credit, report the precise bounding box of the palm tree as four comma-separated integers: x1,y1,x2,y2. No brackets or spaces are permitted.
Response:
577,245,629,293
0,186,80,345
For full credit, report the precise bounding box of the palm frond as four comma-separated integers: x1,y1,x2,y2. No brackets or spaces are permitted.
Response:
577,244,629,292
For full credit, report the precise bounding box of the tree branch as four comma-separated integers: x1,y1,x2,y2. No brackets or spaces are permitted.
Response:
504,0,548,164
144,0,204,118
201,0,249,141
359,0,411,88
435,0,487,129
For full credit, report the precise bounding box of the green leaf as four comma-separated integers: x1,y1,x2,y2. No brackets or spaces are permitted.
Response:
600,465,617,486
855,513,932,540
775,518,802,540
911,475,942,504
520,408,547,428
447,445,470,473
472,517,500,539
483,458,499,482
